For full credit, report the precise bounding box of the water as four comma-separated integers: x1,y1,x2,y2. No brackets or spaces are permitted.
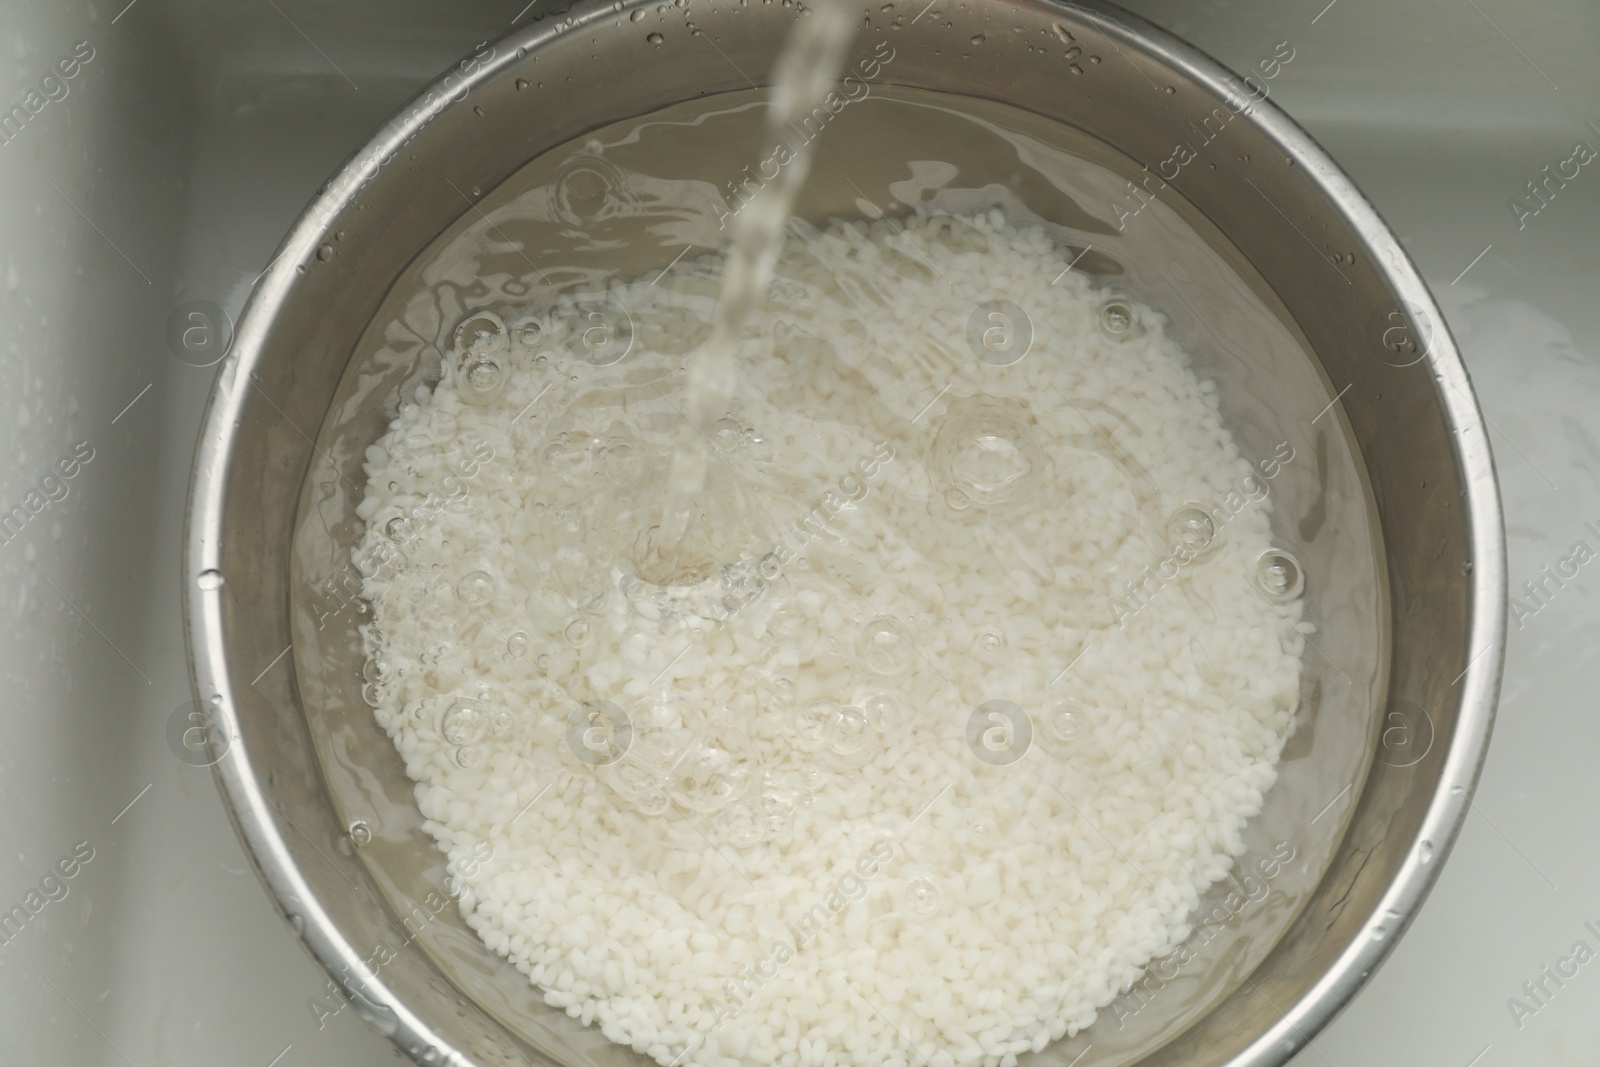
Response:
646,0,856,584
290,63,1387,1067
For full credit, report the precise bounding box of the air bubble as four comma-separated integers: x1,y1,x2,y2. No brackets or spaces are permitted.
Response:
1097,300,1136,338
565,619,593,645
456,570,494,606
348,820,372,846
903,877,941,918
506,631,531,658
972,627,1007,661
452,310,510,405
454,744,487,769
1045,698,1083,745
1253,549,1305,602
1167,504,1221,560
441,700,488,745
861,617,915,674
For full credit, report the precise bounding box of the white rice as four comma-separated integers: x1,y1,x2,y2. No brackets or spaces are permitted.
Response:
354,209,1303,1067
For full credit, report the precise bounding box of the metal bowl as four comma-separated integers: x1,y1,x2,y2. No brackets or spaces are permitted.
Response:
184,1,1504,1065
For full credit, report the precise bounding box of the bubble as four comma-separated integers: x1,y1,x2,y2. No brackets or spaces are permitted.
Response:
441,700,488,745
348,820,373,846
385,516,415,543
1042,698,1084,748
511,316,544,351
565,618,593,645
827,705,877,767
972,627,1007,662
197,569,225,590
452,310,510,404
1097,300,1137,338
794,700,839,750
506,631,531,658
861,617,915,674
456,570,494,606
903,877,941,919
944,487,973,511
674,737,754,814
361,683,383,707
454,744,487,769
724,801,765,847
1252,549,1304,602
862,692,903,732
1168,504,1222,561
317,244,333,262
965,300,1033,366
362,653,392,684
487,706,514,738
711,416,744,450
932,398,1042,511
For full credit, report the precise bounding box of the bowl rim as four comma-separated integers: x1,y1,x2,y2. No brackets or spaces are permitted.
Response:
184,0,1507,1063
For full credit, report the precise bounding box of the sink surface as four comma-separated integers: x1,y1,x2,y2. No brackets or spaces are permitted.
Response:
1,0,1595,1063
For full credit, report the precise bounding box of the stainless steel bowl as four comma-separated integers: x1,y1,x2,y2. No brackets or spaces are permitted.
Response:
184,1,1505,1065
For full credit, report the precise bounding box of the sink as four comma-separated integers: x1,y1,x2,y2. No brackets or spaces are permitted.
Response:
2,0,1594,1063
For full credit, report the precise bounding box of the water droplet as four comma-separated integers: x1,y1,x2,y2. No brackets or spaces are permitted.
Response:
1163,85,1176,94
1253,549,1305,602
970,32,985,44
646,31,664,43
197,569,225,590
1052,21,1074,43
473,105,485,117
441,700,488,745
515,77,530,90
903,877,941,918
1064,45,1080,59
1089,54,1101,64
317,244,333,262
385,516,414,543
630,6,647,17
348,820,372,846
1068,63,1083,75
288,914,306,935
1418,840,1434,863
